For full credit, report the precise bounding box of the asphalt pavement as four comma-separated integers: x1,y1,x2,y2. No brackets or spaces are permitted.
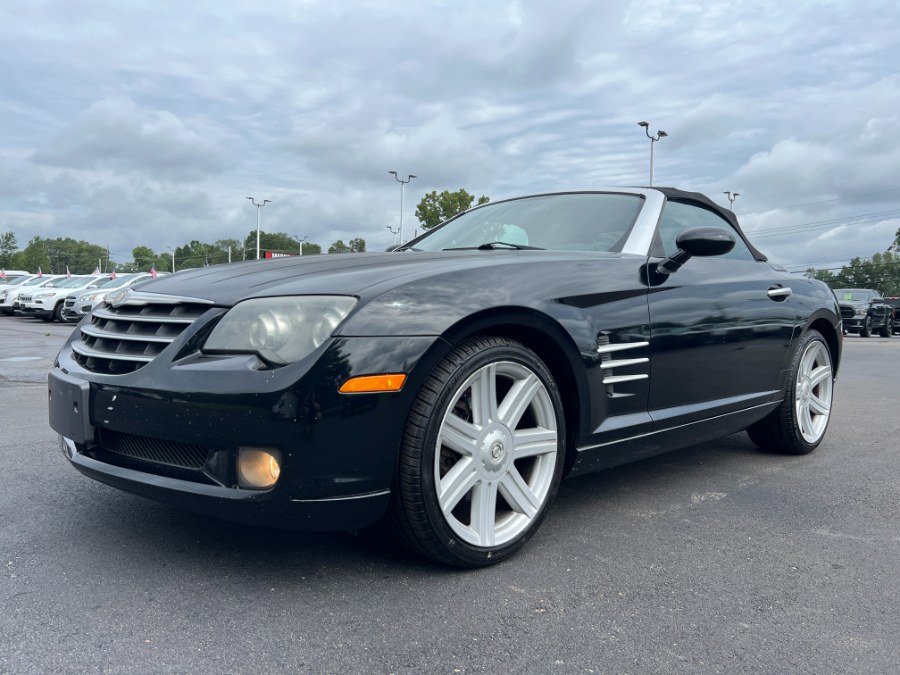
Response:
1,318,898,673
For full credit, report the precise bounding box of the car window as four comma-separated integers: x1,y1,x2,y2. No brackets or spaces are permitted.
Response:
835,290,872,302
412,193,644,253
657,201,755,261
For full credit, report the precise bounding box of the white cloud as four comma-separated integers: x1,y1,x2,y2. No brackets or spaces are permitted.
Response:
0,0,897,270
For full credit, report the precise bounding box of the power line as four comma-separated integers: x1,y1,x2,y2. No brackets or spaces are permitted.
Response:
749,208,900,238
738,187,900,217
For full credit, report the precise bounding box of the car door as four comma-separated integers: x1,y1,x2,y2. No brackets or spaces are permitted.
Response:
646,200,796,429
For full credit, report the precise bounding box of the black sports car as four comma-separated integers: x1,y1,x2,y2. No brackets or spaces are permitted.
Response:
49,188,841,567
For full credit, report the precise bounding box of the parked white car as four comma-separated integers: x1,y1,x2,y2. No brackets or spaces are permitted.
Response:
0,270,32,285
19,276,111,321
0,275,63,315
62,273,161,322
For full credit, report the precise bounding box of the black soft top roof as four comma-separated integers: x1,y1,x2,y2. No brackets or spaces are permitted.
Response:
652,187,768,262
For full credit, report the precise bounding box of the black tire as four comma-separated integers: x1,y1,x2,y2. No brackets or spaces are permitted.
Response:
860,316,871,337
879,317,891,338
53,301,65,323
747,329,834,455
391,336,565,568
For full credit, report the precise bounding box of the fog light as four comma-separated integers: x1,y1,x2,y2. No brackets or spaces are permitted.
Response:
237,447,282,489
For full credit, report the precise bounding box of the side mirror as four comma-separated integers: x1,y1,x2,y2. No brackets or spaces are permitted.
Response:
656,227,736,275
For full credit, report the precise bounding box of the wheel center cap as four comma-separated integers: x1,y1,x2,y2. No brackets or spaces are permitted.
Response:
478,423,514,475
490,441,504,461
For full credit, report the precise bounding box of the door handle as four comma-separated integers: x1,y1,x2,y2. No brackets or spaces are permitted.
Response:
767,286,792,300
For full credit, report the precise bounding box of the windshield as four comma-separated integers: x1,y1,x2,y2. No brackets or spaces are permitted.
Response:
23,276,57,286
99,275,135,289
0,276,32,286
410,193,644,253
835,289,873,302
45,276,92,289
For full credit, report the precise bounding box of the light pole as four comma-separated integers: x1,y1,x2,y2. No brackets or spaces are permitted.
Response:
386,225,400,245
166,247,176,273
637,121,668,186
296,235,307,256
388,171,416,244
723,191,740,211
246,197,272,260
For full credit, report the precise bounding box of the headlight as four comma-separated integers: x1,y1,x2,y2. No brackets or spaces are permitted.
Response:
855,308,867,317
203,296,357,365
0,290,8,299
82,292,105,303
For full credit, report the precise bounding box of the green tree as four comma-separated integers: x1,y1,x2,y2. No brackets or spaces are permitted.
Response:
16,237,51,274
301,241,322,255
0,230,17,269
348,237,366,253
214,239,244,263
415,189,490,230
328,240,350,254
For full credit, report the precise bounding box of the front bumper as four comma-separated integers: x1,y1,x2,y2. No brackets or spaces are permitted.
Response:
59,435,391,530
50,333,440,531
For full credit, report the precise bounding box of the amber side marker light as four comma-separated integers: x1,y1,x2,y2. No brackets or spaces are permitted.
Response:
339,374,407,394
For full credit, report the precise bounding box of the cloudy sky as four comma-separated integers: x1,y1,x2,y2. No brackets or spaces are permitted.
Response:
1,0,899,271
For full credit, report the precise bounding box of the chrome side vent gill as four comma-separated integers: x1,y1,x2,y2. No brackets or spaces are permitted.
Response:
71,291,214,374
597,340,650,385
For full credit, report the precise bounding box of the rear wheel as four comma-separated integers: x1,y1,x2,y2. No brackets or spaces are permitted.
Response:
747,329,833,455
392,336,565,567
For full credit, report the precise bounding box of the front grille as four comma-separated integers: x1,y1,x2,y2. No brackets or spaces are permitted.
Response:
19,293,32,303
71,292,212,374
839,306,855,320
98,429,213,468
64,296,76,309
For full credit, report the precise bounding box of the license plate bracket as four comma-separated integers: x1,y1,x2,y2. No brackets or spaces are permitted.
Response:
48,369,95,445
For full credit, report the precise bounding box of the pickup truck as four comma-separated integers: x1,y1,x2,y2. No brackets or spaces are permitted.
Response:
835,288,893,337
885,297,900,335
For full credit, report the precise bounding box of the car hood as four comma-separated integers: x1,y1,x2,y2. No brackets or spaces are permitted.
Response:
126,250,624,306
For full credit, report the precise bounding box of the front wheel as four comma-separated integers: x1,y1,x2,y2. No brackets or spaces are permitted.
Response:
747,329,834,455
392,336,565,567
860,316,872,337
879,317,891,338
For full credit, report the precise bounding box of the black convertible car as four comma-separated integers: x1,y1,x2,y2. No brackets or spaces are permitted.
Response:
49,188,841,567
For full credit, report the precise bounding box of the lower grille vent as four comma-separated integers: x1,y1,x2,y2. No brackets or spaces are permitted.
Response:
98,429,212,469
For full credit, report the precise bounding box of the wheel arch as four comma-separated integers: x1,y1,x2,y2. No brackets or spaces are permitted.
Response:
805,312,842,378
438,307,589,476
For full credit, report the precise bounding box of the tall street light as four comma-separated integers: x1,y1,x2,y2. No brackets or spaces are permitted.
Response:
386,225,400,246
296,235,307,256
388,171,416,244
246,197,272,260
637,121,668,186
723,191,740,211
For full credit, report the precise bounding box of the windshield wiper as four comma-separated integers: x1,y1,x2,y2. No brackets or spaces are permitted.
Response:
443,241,545,251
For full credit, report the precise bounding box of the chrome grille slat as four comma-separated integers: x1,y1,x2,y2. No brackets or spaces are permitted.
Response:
71,342,155,362
80,324,173,343
73,293,211,374
92,307,198,324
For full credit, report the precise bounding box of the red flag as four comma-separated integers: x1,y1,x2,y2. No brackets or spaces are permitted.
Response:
37,267,43,277
92,266,101,276
66,265,72,278
110,269,117,280
150,264,158,279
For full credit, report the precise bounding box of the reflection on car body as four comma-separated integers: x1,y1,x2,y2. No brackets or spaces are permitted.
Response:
49,187,841,567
